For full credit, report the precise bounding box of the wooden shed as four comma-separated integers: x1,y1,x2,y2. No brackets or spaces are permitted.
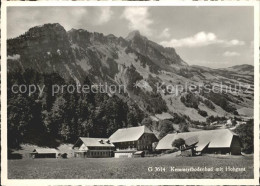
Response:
133,151,145,158
30,148,58,158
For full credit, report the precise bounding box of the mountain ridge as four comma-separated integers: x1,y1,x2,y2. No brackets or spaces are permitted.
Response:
7,23,254,123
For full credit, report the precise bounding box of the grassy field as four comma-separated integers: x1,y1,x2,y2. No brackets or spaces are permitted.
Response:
8,155,253,179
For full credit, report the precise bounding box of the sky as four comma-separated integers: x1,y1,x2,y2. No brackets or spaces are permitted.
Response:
7,6,255,69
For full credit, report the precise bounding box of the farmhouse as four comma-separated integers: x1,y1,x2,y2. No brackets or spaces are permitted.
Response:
73,137,115,158
30,148,58,158
156,129,241,155
109,126,158,158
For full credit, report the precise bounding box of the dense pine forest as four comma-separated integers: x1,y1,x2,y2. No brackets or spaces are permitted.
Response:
7,69,145,148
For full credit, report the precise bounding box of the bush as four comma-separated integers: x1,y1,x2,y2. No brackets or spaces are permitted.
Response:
203,125,217,130
198,109,208,117
170,113,186,124
206,115,226,124
201,92,236,113
179,122,189,132
234,119,254,154
180,92,200,109
202,99,215,110
158,120,174,139
141,117,153,128
172,138,185,149
233,110,239,116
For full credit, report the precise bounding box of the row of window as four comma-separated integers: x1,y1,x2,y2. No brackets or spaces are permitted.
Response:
117,141,152,146
89,147,113,150
116,146,151,150
138,145,151,150
89,151,111,156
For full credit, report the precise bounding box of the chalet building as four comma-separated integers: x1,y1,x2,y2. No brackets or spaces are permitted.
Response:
109,126,158,158
30,148,58,158
156,129,241,155
73,137,115,158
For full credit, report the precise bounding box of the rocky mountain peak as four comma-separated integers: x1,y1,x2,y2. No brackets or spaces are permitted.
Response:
125,30,143,41
23,23,68,41
8,23,70,56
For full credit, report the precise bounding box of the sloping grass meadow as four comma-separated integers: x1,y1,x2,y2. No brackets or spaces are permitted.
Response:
8,155,253,179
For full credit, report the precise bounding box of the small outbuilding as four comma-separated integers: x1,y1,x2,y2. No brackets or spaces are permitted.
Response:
30,148,58,158
133,151,145,158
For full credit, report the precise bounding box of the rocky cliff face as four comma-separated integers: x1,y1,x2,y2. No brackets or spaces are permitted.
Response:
7,23,254,121
126,30,187,69
8,23,70,56
7,24,76,79
7,23,187,81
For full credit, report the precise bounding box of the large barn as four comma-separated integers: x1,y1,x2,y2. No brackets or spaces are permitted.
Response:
109,126,158,158
73,137,115,158
156,129,241,155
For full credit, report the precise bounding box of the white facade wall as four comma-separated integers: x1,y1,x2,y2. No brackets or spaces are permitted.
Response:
114,152,134,158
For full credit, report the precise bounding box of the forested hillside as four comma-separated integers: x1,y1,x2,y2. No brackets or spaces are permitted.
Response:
6,23,254,151
8,69,144,148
